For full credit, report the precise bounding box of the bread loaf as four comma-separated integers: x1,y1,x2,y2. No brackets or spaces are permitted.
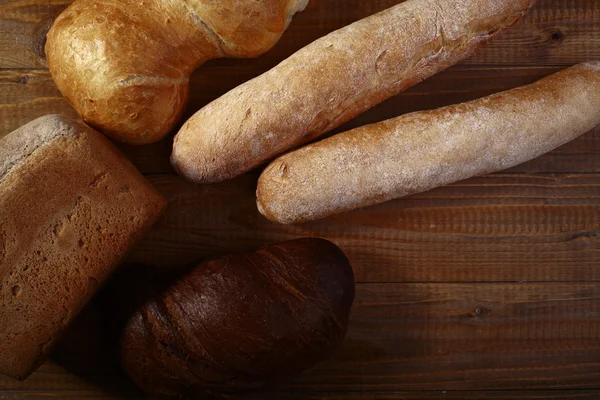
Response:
45,0,308,145
257,62,600,224
171,0,536,183
121,238,355,399
0,115,166,379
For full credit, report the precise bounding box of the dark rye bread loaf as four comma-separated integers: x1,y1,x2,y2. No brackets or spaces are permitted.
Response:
0,115,167,379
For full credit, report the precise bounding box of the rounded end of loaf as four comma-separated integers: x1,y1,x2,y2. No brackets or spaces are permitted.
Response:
256,158,317,225
120,309,181,399
171,117,249,184
45,1,191,146
45,30,190,146
79,79,189,146
170,136,218,185
256,185,285,224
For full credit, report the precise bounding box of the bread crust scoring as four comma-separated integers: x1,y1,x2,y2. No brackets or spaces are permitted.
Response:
45,0,308,145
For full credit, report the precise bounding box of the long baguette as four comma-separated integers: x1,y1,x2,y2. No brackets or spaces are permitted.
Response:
171,0,536,183
257,62,600,224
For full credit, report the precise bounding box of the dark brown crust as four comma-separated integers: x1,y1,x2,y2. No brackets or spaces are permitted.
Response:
0,115,167,379
120,238,355,399
44,0,308,145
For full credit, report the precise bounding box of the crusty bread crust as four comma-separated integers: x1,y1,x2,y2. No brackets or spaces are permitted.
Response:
171,0,536,183
257,62,600,224
0,115,79,184
45,0,307,145
0,115,167,379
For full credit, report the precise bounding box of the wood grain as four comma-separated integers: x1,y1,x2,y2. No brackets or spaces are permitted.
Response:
2,0,600,398
2,66,600,175
125,173,600,283
1,0,600,69
284,283,600,392
0,68,78,130
1,283,599,396
281,391,600,399
0,0,69,68
1,390,599,400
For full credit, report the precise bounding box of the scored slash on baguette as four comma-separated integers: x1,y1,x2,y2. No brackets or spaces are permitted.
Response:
256,62,600,224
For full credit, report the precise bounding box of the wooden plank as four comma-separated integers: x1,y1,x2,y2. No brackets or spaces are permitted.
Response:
0,0,70,68
284,283,600,391
1,0,600,69
0,363,142,399
0,392,136,399
0,68,78,129
129,173,600,283
281,391,600,399
1,390,599,400
1,283,599,394
2,66,600,175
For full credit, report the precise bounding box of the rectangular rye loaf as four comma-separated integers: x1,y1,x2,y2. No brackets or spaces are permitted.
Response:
0,115,167,379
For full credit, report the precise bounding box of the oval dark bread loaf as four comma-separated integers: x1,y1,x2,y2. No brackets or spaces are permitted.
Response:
171,0,536,183
45,0,308,145
0,115,166,380
257,62,600,224
120,238,355,399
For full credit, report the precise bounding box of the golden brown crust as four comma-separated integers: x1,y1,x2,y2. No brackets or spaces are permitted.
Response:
45,0,308,145
0,115,167,379
171,0,536,183
257,62,600,224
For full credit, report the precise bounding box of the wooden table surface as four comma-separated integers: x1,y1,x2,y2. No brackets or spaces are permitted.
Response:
2,0,600,399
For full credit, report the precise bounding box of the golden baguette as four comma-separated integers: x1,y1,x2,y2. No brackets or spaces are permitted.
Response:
172,0,536,183
257,62,600,224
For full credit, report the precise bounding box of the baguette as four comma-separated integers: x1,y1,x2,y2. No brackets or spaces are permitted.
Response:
172,0,536,183
45,0,308,145
0,115,166,379
257,62,600,224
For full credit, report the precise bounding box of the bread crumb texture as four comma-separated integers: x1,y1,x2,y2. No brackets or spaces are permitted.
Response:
0,116,166,379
